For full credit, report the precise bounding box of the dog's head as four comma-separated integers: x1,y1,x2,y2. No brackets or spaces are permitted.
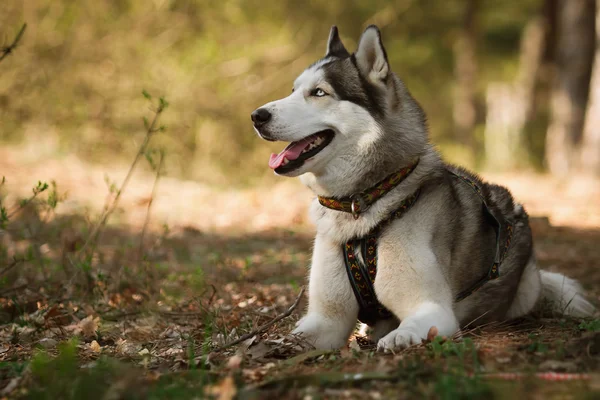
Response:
251,26,427,195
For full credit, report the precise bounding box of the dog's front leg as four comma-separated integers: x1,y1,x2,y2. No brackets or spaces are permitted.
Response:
293,234,359,349
374,246,459,352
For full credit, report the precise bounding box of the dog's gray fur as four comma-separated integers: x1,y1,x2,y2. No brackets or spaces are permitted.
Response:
252,25,596,351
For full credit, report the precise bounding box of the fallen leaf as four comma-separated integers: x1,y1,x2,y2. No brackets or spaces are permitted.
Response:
205,375,237,400
38,338,57,349
90,340,101,353
138,348,150,356
247,341,271,360
284,349,333,366
241,335,256,350
65,315,99,339
116,339,141,356
226,354,243,370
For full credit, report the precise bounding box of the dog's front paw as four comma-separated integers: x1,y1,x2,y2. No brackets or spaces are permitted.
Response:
294,315,306,328
377,327,422,352
292,313,349,350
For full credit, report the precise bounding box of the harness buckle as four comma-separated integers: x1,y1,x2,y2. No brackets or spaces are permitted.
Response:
350,194,369,220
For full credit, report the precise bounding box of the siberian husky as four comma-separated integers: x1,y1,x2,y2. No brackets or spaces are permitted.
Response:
251,25,596,351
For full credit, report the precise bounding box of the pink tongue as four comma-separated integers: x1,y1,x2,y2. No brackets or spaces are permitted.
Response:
268,138,311,169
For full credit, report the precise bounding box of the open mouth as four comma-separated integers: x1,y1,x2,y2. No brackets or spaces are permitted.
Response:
269,130,335,174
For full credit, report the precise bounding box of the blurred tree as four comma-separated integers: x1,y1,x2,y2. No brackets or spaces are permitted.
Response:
545,0,595,175
0,0,553,182
453,0,480,152
484,12,546,171
581,0,600,175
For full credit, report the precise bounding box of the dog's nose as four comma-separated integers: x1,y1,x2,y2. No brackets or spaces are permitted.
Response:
251,108,271,126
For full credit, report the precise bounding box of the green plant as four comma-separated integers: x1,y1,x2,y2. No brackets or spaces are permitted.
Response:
76,91,168,262
578,319,600,332
0,179,52,229
427,337,477,361
433,371,492,400
526,334,548,354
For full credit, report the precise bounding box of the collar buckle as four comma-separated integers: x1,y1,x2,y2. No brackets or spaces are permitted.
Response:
350,194,369,220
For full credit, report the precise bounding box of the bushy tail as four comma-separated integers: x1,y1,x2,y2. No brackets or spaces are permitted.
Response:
539,271,597,317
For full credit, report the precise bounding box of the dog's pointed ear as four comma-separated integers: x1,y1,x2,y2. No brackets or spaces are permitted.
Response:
326,26,350,58
355,25,389,82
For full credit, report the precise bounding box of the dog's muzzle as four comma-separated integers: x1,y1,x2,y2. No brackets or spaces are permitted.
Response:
251,108,276,141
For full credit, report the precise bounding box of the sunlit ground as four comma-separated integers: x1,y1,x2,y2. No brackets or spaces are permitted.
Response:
1,142,599,398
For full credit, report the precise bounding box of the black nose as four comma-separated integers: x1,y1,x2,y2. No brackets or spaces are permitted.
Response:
251,108,271,126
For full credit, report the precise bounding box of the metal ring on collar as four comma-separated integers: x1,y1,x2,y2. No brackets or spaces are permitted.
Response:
350,194,369,220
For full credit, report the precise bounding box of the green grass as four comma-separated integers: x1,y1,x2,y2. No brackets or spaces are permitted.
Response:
20,338,219,400
578,319,600,332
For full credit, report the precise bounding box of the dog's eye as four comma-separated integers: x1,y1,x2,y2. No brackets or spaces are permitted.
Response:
311,88,327,97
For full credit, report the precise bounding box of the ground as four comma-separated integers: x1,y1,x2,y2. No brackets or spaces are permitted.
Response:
0,147,599,399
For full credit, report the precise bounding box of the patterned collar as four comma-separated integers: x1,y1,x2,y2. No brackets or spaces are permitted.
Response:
317,159,419,219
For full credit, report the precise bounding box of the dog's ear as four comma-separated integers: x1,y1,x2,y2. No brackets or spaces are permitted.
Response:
355,25,389,82
326,26,350,58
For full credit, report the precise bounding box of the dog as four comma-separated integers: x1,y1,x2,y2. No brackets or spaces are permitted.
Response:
251,25,596,351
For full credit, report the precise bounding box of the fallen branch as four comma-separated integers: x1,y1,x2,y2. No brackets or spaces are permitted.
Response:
246,370,396,392
0,258,24,277
480,372,591,381
242,369,592,395
211,286,305,353
0,283,27,297
0,23,27,64
98,309,145,321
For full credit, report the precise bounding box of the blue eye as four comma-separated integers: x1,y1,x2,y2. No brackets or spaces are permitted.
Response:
311,88,327,97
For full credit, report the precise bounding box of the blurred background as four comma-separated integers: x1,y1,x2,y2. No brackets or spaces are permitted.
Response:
0,3,599,391
1,0,599,232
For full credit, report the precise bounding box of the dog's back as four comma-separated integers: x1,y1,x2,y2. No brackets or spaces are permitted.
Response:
421,164,534,325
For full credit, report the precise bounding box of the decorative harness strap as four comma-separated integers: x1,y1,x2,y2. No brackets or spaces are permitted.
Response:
325,167,515,325
318,160,419,219
448,170,514,301
343,191,420,325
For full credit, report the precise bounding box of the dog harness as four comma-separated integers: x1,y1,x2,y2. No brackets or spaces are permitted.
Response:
318,165,514,325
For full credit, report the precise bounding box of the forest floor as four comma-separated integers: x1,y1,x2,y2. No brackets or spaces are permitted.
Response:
0,147,599,399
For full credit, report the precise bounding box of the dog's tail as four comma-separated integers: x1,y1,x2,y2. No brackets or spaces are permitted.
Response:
539,271,597,317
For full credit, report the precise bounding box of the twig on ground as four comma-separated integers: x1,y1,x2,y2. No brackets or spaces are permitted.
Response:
138,150,165,262
76,98,168,260
0,283,27,297
204,284,218,307
100,310,144,321
159,310,206,318
0,258,24,277
159,284,218,317
481,372,591,381
211,286,305,353
0,23,27,64
245,370,396,392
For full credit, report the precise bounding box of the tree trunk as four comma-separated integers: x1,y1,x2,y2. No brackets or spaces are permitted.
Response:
545,0,595,175
453,0,479,151
581,0,600,175
484,17,546,170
